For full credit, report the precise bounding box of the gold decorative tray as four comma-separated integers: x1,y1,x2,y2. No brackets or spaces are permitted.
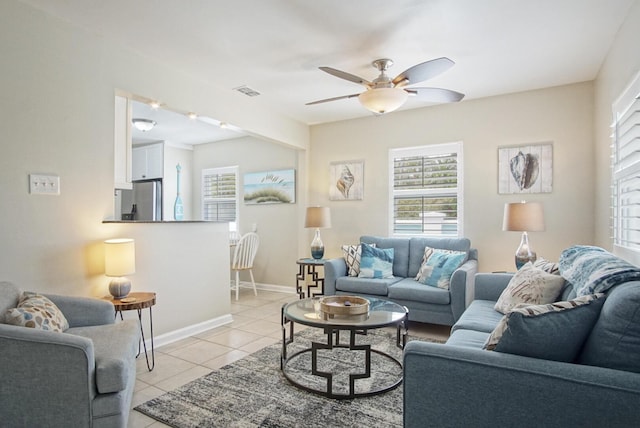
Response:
320,295,369,318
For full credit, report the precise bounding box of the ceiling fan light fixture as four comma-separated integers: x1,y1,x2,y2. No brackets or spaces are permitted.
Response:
132,118,156,132
358,87,408,114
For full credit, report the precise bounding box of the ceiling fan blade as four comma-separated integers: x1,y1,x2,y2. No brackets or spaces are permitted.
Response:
405,87,465,103
319,67,371,86
393,57,455,86
305,93,361,105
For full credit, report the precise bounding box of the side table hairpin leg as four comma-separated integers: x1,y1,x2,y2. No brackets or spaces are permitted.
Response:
136,306,155,371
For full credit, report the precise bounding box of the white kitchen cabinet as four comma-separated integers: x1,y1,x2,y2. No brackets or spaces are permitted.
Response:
132,142,164,180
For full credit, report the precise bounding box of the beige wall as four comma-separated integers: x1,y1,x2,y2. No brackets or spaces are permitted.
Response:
193,136,300,287
310,82,595,273
594,0,640,263
0,1,307,336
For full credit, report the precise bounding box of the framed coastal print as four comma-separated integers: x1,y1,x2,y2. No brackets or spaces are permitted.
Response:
498,143,553,194
329,160,364,201
243,169,296,204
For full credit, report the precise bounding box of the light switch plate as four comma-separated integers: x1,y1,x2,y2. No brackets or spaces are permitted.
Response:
29,174,60,195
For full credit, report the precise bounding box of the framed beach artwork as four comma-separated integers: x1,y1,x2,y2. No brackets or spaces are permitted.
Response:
498,143,553,194
243,169,296,204
329,160,364,201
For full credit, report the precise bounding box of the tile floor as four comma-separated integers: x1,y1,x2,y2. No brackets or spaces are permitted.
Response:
128,289,451,427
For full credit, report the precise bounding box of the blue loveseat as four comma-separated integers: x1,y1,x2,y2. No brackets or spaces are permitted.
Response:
324,235,478,326
403,246,640,428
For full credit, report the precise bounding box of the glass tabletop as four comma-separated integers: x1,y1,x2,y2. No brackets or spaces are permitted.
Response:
283,296,407,329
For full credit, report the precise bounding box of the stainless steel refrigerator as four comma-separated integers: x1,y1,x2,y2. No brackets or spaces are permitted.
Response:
121,179,162,221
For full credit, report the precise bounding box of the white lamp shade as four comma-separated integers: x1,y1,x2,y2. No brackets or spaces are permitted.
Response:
358,88,408,114
305,207,331,228
104,238,136,277
503,202,545,232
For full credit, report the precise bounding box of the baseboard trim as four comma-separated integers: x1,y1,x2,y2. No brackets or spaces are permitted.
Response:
150,314,233,350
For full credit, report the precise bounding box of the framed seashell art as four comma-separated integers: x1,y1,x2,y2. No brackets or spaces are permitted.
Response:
329,160,364,200
498,143,553,194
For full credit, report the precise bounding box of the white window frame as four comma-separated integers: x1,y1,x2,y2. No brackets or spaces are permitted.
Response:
388,142,464,237
612,70,640,256
201,166,239,223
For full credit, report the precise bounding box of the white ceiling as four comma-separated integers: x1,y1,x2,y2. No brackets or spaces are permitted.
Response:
22,0,636,128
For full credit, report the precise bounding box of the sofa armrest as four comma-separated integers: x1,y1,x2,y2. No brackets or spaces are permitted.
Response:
473,272,513,301
449,258,478,321
324,258,347,295
45,294,115,327
403,341,640,428
0,324,96,426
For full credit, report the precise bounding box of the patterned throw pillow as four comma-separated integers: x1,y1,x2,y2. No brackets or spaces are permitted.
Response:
342,243,375,277
533,257,560,275
4,292,69,332
358,244,394,279
415,247,466,290
484,294,605,362
494,262,565,314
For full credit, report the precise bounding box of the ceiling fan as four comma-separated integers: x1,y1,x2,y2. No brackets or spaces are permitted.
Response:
306,57,464,114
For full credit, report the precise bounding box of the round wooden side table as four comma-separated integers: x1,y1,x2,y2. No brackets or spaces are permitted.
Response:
104,292,156,371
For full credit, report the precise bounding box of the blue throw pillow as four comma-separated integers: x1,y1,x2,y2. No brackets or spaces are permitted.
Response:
484,293,605,362
415,248,466,289
358,244,394,279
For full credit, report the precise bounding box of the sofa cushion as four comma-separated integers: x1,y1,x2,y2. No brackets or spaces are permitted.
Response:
559,245,640,296
0,281,21,323
578,282,640,373
341,243,375,277
4,292,69,332
408,237,471,278
451,300,505,333
494,262,565,314
336,276,399,296
68,320,140,394
358,244,394,279
388,278,451,305
484,294,605,362
446,328,491,349
361,236,410,277
415,247,466,290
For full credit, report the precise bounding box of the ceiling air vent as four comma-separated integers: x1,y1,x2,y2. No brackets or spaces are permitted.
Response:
233,85,261,97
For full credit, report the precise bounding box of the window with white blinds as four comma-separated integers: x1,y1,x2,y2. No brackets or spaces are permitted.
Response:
202,166,238,222
389,142,463,236
612,71,640,252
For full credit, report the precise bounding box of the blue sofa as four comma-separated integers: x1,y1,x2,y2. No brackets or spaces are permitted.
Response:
0,281,140,428
403,247,640,428
324,235,478,326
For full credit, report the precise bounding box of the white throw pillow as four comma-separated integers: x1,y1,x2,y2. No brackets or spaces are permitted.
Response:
494,262,565,314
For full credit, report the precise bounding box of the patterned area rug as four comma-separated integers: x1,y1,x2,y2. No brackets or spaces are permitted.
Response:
136,327,444,428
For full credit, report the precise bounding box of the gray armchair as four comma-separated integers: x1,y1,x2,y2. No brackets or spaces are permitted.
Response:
0,281,140,428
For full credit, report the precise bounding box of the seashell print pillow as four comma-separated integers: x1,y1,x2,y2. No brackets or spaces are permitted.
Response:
494,262,565,314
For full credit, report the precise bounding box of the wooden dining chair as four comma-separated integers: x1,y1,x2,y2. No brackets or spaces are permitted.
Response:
230,232,260,300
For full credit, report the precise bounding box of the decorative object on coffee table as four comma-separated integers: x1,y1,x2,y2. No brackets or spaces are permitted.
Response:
319,295,369,319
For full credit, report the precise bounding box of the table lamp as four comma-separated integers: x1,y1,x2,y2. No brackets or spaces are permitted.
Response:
104,238,136,299
304,207,331,259
502,201,545,269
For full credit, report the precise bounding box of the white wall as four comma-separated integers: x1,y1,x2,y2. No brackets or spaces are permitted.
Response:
310,82,595,273
0,1,307,335
594,0,640,263
193,136,300,287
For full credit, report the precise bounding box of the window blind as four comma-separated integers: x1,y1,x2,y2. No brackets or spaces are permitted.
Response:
612,71,640,251
202,167,238,222
390,143,463,236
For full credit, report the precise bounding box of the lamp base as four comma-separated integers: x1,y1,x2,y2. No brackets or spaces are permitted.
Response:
109,277,131,299
514,231,537,269
310,228,324,260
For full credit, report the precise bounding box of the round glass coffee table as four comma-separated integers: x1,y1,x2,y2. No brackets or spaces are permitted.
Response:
280,296,408,399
